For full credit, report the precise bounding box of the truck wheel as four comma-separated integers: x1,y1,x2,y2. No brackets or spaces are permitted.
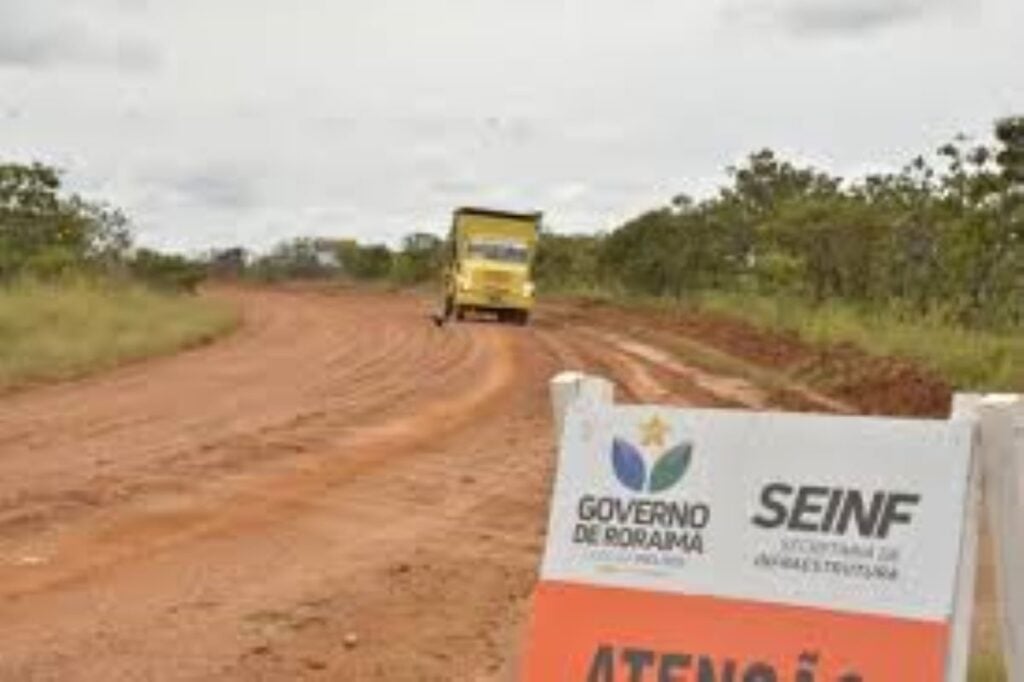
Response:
515,310,530,326
455,306,466,321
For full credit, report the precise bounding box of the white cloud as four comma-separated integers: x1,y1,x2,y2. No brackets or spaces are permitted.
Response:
726,0,972,36
550,182,591,205
0,0,1020,252
0,0,159,70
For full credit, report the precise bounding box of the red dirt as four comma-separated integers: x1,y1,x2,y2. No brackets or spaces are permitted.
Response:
0,286,985,681
549,297,952,418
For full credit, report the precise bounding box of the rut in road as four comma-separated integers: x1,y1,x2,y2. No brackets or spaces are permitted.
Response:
0,286,785,681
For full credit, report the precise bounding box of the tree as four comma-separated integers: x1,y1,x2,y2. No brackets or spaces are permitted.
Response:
534,232,603,291
585,117,1024,327
130,249,205,292
252,237,340,280
0,161,133,279
208,247,249,277
391,232,443,284
996,116,1024,185
336,240,393,280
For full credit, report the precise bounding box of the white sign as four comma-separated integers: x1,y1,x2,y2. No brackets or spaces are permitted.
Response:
522,374,978,681
544,400,974,620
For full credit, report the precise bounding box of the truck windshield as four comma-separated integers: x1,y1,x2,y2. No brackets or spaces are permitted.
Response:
466,240,529,264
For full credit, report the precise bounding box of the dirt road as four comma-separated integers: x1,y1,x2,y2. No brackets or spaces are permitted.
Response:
0,286,987,680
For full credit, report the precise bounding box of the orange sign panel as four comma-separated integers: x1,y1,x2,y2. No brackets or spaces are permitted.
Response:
523,582,946,681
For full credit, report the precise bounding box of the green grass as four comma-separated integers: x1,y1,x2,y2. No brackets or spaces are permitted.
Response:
0,278,237,389
694,292,1024,392
969,651,1007,682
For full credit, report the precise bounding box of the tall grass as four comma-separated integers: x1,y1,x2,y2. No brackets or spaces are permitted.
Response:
696,292,1024,391
0,278,237,389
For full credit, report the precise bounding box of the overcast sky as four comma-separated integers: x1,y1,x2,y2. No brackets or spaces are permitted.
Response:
0,0,1021,252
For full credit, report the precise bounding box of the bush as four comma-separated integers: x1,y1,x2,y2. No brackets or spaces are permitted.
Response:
129,249,205,292
1,162,132,281
0,277,236,388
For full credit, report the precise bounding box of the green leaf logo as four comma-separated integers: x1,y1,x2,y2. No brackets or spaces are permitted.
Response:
647,442,692,493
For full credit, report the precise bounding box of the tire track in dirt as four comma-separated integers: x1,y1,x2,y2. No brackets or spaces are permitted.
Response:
0,286,850,681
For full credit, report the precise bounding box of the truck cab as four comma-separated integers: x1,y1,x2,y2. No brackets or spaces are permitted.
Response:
443,207,540,325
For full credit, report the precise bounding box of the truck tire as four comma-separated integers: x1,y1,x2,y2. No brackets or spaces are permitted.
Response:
455,305,466,321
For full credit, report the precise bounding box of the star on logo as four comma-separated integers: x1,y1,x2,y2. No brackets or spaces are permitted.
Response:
639,414,670,448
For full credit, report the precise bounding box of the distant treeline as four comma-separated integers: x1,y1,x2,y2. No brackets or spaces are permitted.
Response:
210,232,446,286
0,158,448,293
15,115,1018,328
235,116,1024,328
0,162,204,291
538,116,1024,328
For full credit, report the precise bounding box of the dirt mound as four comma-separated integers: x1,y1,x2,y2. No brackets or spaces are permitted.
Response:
792,343,952,418
551,297,952,418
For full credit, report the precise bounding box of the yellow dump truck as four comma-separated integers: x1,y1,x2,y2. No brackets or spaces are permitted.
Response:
442,207,540,325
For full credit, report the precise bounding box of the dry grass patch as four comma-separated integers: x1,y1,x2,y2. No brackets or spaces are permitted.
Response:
0,278,237,389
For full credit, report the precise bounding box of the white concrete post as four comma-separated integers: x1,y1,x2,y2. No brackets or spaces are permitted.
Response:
980,398,1024,682
947,396,983,682
952,393,1024,682
549,372,614,444
550,371,585,441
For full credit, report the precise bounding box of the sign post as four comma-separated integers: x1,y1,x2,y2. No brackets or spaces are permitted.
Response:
953,393,1024,682
523,374,978,681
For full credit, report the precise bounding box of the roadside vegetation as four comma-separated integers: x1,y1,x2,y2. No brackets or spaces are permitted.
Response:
695,292,1024,390
0,161,235,389
0,278,234,389
532,116,1024,392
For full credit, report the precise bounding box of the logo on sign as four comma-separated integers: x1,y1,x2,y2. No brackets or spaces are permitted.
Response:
571,414,709,562
611,415,693,494
611,439,692,493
